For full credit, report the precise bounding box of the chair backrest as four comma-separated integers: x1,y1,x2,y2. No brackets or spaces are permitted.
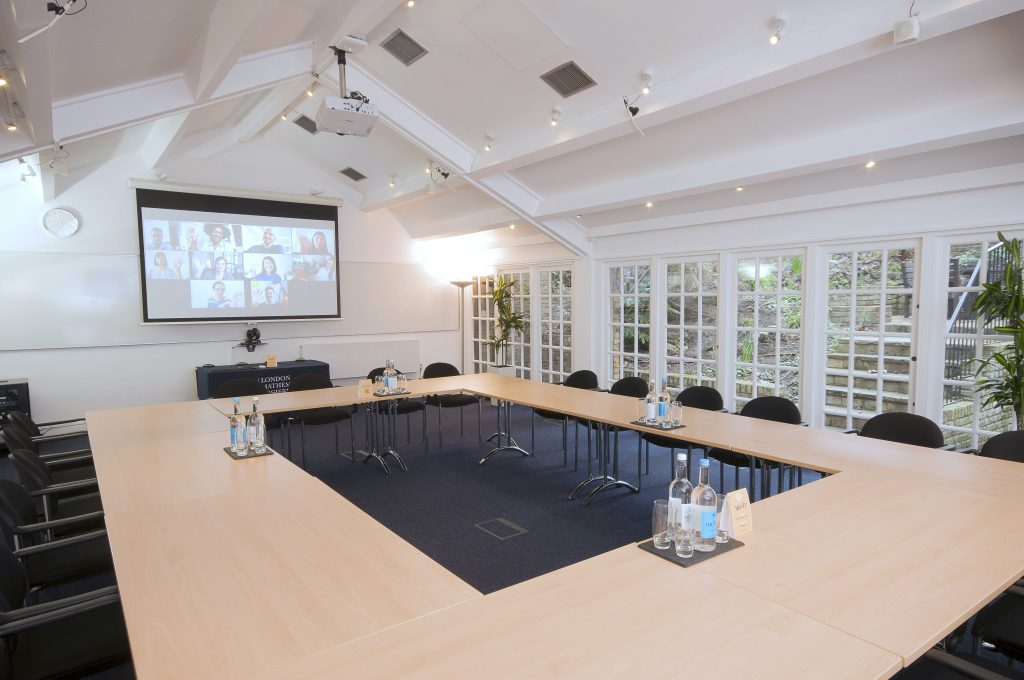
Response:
288,373,333,392
0,542,27,613
9,450,53,491
7,411,40,437
978,431,1024,463
563,370,599,390
423,362,460,379
0,481,38,529
610,377,649,399
212,379,267,399
859,412,944,448
677,385,724,411
740,396,802,424
1,427,36,454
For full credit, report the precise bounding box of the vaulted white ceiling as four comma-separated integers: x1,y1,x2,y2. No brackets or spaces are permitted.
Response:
1,0,1022,254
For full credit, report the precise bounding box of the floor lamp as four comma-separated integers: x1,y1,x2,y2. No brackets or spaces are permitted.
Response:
450,280,473,374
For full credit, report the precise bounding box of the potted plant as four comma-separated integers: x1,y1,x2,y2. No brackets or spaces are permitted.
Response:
972,232,1024,430
487,275,526,375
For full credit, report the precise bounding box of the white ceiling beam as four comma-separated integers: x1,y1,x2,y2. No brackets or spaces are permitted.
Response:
0,4,53,147
535,92,1024,219
184,0,283,102
139,111,191,169
468,0,1024,179
233,80,311,142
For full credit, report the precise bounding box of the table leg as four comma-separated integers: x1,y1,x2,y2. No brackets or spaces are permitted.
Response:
479,400,531,465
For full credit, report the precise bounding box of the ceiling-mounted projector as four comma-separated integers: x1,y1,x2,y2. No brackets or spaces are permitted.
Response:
315,42,378,137
316,97,378,136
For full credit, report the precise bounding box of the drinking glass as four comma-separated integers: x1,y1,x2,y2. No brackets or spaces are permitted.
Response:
716,495,730,544
374,375,383,394
398,373,408,393
636,398,647,424
670,402,683,428
674,518,694,559
652,500,671,549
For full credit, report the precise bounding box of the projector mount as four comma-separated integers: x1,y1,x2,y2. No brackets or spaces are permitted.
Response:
330,46,370,109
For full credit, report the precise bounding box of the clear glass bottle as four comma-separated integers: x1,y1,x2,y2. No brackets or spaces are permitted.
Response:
694,458,718,553
248,397,266,455
229,397,242,453
657,378,671,427
645,381,657,424
668,452,694,557
383,359,398,394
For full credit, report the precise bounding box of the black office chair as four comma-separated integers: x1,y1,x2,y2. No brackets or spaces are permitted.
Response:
894,648,1024,679
422,362,483,449
2,425,92,465
0,480,113,595
5,410,89,453
0,542,131,680
968,431,1024,463
367,367,428,450
847,412,948,449
706,396,802,499
211,378,267,398
971,587,1024,668
1,434,94,485
531,370,598,468
286,373,354,469
642,385,725,479
10,450,103,521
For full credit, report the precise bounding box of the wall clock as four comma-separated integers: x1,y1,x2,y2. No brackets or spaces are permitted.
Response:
42,207,80,238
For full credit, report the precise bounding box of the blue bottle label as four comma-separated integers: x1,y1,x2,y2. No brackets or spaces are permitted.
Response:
701,510,716,539
658,402,668,417
230,426,237,446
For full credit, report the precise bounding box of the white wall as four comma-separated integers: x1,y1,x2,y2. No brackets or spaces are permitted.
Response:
0,135,460,421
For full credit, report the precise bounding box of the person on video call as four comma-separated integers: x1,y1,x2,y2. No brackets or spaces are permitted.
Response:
256,286,277,306
315,257,336,282
200,255,236,280
188,224,230,253
148,251,182,279
247,227,285,254
147,227,172,250
255,256,282,284
207,281,233,308
299,230,330,255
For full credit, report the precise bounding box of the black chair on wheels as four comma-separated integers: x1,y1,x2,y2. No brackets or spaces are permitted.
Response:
367,367,427,451
846,412,950,449
530,369,598,468
0,542,131,679
286,373,354,470
422,362,482,450
642,385,724,479
705,396,802,499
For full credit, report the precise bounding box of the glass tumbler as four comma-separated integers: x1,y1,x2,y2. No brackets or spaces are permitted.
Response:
652,500,671,549
398,373,408,393
670,402,683,427
374,375,383,394
716,494,730,544
636,398,648,424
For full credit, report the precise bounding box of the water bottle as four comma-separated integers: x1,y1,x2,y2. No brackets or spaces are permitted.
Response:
668,452,694,557
645,381,657,424
229,398,242,453
248,397,266,455
693,458,718,553
657,378,671,427
383,359,398,394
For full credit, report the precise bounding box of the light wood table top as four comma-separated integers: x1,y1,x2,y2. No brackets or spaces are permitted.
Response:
89,375,1024,677
263,545,901,680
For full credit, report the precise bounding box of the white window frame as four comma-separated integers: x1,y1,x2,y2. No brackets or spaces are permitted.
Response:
604,259,655,387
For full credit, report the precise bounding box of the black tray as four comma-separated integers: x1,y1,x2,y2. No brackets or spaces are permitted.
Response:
223,446,276,460
637,536,744,567
630,420,686,431
373,388,411,397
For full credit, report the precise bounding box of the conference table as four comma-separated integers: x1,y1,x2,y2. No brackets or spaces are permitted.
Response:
85,373,1024,679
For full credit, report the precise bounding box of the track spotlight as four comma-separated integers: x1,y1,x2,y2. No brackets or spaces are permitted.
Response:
623,97,639,117
484,134,493,151
388,174,398,189
306,87,314,97
550,107,561,127
640,70,653,95
280,112,287,120
736,186,744,192
5,120,16,131
769,16,786,45
575,214,582,219
425,161,432,174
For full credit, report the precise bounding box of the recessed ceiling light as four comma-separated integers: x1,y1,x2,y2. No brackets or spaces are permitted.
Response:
406,0,414,6
484,134,493,151
769,16,786,45
550,107,562,127
645,201,653,208
388,175,397,189
640,70,653,95
306,88,314,97
736,186,744,192
280,113,287,120
575,214,582,219
0,76,7,87
509,223,516,230
5,119,16,131
865,160,876,168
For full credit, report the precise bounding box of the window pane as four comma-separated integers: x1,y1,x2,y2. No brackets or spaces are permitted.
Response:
758,295,778,330
683,296,698,325
667,296,681,325
738,259,755,292
737,295,755,327
828,294,852,331
684,263,700,293
702,262,719,291
702,295,717,326
887,249,914,288
857,251,883,288
758,258,778,291
855,294,881,332
667,264,681,294
829,252,852,290
885,294,913,333
782,256,802,291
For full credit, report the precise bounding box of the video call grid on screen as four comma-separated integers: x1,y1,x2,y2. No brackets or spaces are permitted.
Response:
136,189,340,323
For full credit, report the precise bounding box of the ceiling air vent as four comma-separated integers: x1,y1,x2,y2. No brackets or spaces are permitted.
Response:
381,29,428,66
540,61,597,98
292,114,318,135
339,167,367,182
